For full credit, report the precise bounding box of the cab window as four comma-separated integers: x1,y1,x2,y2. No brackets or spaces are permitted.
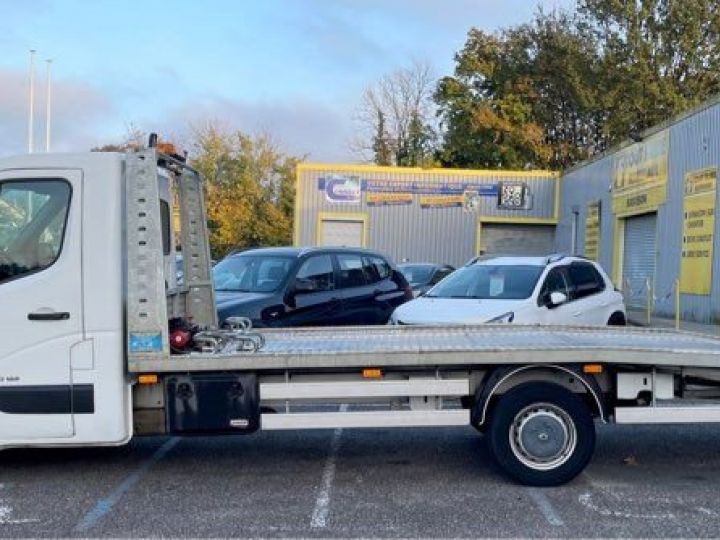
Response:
0,179,71,284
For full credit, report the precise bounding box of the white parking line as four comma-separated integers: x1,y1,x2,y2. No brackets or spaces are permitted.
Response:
526,488,564,526
310,404,348,529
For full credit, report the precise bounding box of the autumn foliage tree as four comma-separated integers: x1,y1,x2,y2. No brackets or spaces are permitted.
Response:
435,0,720,170
190,126,302,259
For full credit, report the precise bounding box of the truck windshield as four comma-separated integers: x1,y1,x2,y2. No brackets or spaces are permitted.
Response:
213,255,293,293
426,264,543,300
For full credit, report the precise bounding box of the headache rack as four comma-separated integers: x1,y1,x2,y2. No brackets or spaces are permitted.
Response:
125,146,217,366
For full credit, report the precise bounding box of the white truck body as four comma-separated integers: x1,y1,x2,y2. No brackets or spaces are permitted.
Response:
2,148,720,486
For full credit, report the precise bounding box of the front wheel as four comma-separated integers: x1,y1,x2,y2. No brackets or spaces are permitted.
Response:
487,382,596,486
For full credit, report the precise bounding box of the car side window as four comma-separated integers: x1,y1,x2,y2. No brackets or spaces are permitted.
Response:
370,256,391,279
432,267,453,284
362,256,382,283
295,255,334,291
566,262,606,299
538,267,570,305
336,253,370,288
0,179,71,285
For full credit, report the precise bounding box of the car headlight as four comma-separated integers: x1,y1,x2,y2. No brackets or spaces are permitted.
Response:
486,311,515,324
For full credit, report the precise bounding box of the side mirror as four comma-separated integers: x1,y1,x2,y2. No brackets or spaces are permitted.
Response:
293,279,316,294
547,291,568,308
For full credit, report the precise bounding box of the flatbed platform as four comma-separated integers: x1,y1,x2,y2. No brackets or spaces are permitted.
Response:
128,325,720,373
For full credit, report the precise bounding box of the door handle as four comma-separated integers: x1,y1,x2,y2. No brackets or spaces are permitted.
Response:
572,311,582,317
28,311,70,321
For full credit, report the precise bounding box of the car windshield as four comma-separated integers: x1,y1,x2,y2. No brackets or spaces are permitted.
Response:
426,264,543,300
213,255,294,293
398,264,435,286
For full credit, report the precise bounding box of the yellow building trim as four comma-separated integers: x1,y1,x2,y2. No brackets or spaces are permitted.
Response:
292,165,302,246
478,216,558,225
297,162,558,178
612,217,625,285
475,217,558,256
316,211,369,247
553,176,562,220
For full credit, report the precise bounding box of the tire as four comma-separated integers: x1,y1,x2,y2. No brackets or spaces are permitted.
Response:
487,382,595,486
607,312,626,326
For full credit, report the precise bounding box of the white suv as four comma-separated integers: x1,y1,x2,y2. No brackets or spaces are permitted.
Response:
389,255,626,326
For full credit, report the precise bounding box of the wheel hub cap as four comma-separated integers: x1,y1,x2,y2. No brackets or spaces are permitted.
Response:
509,403,578,471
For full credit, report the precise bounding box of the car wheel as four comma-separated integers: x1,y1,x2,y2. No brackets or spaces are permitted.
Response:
487,382,596,486
607,312,626,326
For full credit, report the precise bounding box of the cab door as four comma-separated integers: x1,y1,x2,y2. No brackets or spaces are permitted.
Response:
0,171,83,440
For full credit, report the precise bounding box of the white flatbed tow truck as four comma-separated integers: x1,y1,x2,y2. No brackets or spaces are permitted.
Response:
2,142,720,486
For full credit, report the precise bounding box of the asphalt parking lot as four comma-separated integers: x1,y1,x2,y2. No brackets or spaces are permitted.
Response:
1,423,720,538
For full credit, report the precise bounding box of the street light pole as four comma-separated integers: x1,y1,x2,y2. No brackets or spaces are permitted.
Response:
45,59,52,152
28,49,36,154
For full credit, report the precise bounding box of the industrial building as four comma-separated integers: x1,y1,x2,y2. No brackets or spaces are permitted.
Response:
557,97,720,323
293,164,559,268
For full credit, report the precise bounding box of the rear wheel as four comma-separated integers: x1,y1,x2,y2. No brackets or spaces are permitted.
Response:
487,382,595,486
608,312,626,326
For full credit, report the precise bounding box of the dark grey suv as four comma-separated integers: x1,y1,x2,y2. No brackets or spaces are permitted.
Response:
213,247,413,327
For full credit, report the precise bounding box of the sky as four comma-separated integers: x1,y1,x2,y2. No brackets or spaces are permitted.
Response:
0,0,573,162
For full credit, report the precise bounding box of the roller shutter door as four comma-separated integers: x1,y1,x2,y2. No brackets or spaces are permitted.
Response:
480,224,556,256
320,219,364,247
622,213,657,308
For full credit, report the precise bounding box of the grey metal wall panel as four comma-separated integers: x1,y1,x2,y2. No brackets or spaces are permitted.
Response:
559,99,720,323
556,159,615,275
665,105,720,322
296,167,558,268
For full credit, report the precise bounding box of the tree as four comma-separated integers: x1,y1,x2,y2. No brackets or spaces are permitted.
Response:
91,124,146,152
435,11,601,169
435,1,720,170
190,125,303,258
578,0,720,138
355,60,437,167
371,110,392,166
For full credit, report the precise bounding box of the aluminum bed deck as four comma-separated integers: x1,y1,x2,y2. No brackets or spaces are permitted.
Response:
128,325,720,373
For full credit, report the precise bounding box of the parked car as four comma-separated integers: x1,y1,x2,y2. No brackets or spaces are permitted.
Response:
213,246,413,327
397,263,455,297
390,255,626,326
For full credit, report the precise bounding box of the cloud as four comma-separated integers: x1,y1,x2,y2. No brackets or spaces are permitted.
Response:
289,8,390,69
156,96,357,163
0,68,113,157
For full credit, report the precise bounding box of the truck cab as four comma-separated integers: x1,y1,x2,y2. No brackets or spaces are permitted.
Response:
0,153,139,447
